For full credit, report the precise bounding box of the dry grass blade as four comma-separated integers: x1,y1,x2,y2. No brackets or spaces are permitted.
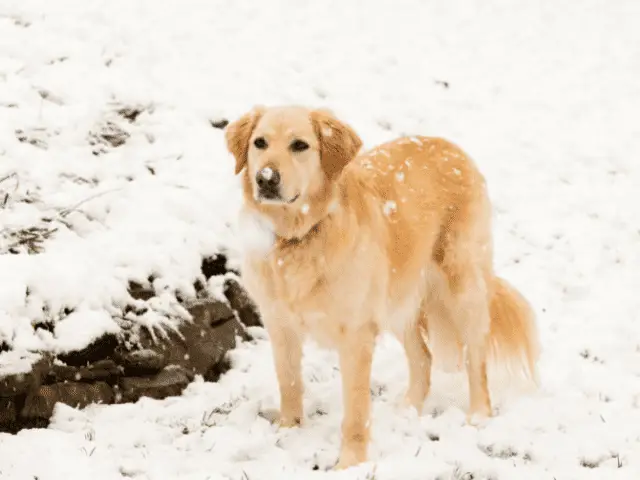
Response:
4,226,59,254
0,172,19,185
58,187,124,218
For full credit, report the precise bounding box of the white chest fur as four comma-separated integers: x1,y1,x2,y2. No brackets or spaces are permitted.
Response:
242,234,387,347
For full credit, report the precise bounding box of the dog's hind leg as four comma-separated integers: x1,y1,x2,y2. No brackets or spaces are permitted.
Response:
440,264,493,423
437,195,495,423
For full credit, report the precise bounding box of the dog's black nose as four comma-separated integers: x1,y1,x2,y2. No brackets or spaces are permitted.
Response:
256,167,280,193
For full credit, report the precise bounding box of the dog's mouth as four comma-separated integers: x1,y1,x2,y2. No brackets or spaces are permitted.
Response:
288,193,300,204
255,192,300,205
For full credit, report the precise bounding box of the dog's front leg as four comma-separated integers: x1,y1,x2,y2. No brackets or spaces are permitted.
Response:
269,324,304,427
334,328,376,470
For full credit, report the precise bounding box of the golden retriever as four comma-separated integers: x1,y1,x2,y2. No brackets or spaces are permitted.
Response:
225,105,540,470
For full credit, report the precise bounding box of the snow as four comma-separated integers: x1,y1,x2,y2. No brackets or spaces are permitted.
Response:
383,200,398,216
1,0,640,478
0,349,41,377
258,167,274,182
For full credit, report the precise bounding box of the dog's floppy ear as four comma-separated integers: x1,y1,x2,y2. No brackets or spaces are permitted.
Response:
310,109,362,181
225,106,265,175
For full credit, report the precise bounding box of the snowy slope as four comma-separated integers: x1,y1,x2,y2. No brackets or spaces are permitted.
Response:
1,0,640,478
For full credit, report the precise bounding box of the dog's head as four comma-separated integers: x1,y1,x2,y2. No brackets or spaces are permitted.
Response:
225,106,362,209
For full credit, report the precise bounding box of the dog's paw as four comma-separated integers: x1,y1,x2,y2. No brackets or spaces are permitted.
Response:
466,409,492,427
333,454,362,471
278,415,302,428
258,407,303,428
333,444,368,470
401,389,426,415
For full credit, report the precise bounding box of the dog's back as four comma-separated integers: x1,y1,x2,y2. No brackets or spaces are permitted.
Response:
351,135,488,298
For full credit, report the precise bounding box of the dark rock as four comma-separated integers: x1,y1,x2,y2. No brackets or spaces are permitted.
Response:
0,397,17,427
58,334,119,367
201,254,229,279
34,320,55,334
193,277,207,296
171,303,249,375
223,278,262,327
47,359,123,384
113,347,167,375
0,357,50,397
21,381,114,420
112,297,242,383
209,119,229,129
128,281,155,301
169,315,244,377
204,356,232,383
119,366,191,403
187,298,235,327
130,300,246,379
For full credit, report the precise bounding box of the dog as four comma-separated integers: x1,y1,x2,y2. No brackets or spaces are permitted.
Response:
225,105,540,470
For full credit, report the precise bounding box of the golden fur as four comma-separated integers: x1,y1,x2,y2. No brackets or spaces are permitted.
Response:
225,105,540,470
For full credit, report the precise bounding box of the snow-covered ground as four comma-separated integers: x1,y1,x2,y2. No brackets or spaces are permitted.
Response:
1,0,640,478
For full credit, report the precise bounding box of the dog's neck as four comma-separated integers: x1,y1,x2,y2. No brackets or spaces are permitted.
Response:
272,187,340,246
275,221,322,248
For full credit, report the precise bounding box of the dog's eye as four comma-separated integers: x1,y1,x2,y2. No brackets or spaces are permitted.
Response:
290,139,309,152
253,137,268,149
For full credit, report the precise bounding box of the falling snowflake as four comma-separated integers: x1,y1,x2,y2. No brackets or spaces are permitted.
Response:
383,200,397,216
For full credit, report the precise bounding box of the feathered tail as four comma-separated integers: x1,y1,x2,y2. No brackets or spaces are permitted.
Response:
487,276,540,384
